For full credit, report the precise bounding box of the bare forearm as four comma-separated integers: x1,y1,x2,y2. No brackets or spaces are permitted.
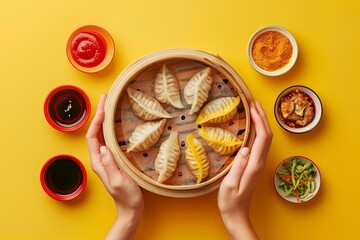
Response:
221,214,259,240
105,212,142,240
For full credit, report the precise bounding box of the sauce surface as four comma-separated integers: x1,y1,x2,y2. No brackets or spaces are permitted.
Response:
278,89,315,128
45,158,83,195
56,95,83,124
71,32,106,68
49,89,87,126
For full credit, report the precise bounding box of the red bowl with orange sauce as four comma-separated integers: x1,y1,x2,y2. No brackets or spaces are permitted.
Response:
66,25,115,73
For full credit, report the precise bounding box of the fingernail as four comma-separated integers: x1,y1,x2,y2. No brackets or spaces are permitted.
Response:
240,147,250,157
100,146,107,155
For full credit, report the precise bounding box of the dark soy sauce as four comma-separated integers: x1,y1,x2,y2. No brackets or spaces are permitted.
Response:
45,158,83,195
49,89,86,126
56,96,82,123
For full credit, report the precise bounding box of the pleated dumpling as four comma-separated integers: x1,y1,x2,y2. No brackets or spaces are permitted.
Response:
185,134,209,184
196,96,240,124
154,64,184,109
155,131,181,183
127,87,172,121
184,67,213,114
198,127,242,155
127,119,166,153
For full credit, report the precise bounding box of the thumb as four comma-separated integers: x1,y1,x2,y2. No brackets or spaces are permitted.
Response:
100,146,122,179
224,147,250,185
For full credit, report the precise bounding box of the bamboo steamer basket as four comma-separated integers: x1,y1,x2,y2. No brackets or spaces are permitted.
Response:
103,48,255,198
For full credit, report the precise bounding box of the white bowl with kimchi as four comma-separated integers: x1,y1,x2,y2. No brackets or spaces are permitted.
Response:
274,85,322,133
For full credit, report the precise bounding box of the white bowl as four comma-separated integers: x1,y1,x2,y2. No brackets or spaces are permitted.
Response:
274,85,322,134
274,156,321,203
247,25,298,76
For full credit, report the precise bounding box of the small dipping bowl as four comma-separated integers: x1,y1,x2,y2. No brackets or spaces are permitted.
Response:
247,25,298,76
66,25,115,73
44,85,91,132
40,154,87,201
274,85,322,134
274,156,321,203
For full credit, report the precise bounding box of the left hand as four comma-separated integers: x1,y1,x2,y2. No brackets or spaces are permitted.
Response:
86,94,144,218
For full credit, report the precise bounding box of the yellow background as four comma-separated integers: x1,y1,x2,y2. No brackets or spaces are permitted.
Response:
1,0,359,239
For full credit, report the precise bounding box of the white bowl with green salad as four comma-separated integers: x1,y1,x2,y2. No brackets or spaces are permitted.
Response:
274,156,321,203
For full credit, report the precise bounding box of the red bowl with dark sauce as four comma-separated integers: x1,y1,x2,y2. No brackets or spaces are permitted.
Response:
44,85,91,132
40,154,87,201
274,85,322,133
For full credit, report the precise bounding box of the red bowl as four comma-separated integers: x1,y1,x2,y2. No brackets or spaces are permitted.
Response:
66,25,115,73
40,154,87,201
44,85,91,132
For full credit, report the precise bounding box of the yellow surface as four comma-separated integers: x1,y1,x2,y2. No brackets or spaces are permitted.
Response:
1,0,359,239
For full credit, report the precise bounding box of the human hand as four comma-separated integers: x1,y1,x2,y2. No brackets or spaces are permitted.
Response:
218,101,272,240
86,94,144,240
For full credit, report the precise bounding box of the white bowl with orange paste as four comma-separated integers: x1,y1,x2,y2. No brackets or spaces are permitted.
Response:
247,25,298,76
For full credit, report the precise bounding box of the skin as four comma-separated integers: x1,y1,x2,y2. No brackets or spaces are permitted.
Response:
86,95,272,240
86,94,144,240
218,101,273,240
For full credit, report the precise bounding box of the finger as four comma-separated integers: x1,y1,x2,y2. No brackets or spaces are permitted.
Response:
255,102,272,160
240,102,272,188
222,147,250,189
248,102,272,160
95,94,108,145
100,146,123,188
255,101,272,136
86,94,107,156
86,94,107,140
252,102,269,138
246,107,266,161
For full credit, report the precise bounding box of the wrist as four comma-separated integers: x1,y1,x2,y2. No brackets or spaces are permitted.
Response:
113,214,140,232
114,194,144,222
115,205,143,226
221,210,249,230
221,212,258,240
105,208,143,240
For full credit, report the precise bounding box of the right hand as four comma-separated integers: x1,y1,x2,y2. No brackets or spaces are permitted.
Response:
218,101,272,239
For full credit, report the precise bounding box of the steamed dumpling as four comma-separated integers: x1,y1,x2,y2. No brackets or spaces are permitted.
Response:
184,67,213,114
155,131,181,183
198,127,242,155
185,134,209,184
127,119,166,153
196,96,240,124
154,64,184,109
127,87,172,120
